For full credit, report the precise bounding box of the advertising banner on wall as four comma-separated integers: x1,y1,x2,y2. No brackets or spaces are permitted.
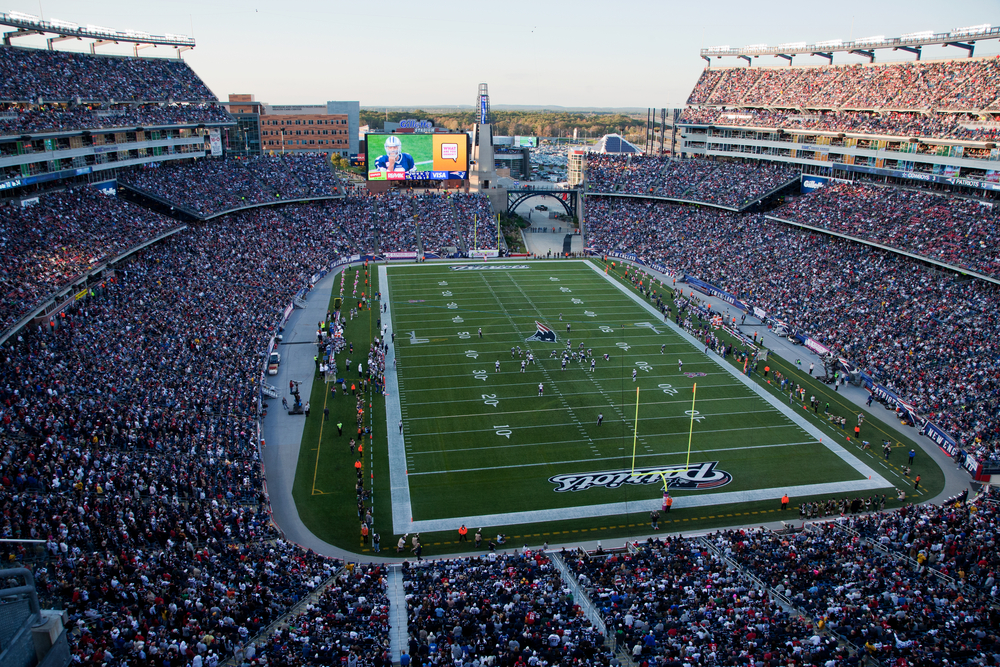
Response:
468,249,500,259
209,128,222,157
800,175,828,193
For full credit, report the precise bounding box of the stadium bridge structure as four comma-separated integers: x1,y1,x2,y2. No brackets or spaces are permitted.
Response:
506,186,579,219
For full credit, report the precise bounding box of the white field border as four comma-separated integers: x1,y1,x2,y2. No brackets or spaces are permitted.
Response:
383,260,890,534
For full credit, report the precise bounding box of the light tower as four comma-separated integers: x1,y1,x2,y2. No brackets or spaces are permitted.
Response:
470,83,504,212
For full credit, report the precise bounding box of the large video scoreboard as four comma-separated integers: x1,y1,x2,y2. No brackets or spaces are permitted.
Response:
366,133,468,181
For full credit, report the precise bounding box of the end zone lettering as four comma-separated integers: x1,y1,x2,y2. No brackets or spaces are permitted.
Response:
549,462,732,492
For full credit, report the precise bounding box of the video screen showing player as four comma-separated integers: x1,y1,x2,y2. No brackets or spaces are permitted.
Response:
372,135,415,173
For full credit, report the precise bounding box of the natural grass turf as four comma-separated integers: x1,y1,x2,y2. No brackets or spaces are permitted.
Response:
290,259,945,556
291,263,392,551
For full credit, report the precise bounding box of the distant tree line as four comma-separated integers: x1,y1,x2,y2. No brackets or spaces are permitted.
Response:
359,109,646,138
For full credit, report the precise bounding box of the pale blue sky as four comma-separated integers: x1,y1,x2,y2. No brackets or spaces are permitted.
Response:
8,0,1000,108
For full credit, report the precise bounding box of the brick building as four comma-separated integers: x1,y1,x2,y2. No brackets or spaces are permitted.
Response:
225,95,359,158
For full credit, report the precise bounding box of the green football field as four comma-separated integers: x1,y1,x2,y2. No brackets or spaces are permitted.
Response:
381,259,892,535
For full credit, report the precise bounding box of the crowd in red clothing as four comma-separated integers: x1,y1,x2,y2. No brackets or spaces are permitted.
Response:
0,187,180,332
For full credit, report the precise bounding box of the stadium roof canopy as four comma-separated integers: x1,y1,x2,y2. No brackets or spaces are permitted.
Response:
592,134,641,154
0,11,195,56
701,24,999,65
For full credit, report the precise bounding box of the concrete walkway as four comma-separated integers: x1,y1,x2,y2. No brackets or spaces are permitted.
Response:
262,269,416,564
522,225,584,257
386,565,409,663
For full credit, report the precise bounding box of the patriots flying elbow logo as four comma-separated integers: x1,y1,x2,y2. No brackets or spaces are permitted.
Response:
526,321,556,343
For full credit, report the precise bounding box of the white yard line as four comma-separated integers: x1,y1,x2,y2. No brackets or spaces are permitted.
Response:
384,259,891,535
402,399,776,426
380,264,415,533
585,261,890,486
409,439,819,470
405,423,803,452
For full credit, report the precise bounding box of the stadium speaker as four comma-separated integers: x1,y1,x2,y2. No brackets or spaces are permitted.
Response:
986,143,995,150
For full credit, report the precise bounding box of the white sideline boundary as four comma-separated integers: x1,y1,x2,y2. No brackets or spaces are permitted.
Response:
383,260,890,535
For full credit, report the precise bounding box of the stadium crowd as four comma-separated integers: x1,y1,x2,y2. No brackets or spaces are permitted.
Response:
0,102,233,138
2,39,1000,667
687,57,1000,111
563,537,851,666
453,192,499,252
586,157,798,208
119,155,342,216
584,155,662,195
708,514,999,665
0,202,382,665
843,486,999,593
0,164,997,667
585,196,1000,461
0,46,217,102
678,107,1000,142
403,549,611,667
772,181,1000,278
0,187,179,333
253,565,391,667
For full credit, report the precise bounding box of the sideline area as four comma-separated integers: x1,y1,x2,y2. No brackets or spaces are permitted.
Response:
262,256,973,564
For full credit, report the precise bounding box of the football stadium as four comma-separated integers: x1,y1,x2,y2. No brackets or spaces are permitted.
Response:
0,6,997,667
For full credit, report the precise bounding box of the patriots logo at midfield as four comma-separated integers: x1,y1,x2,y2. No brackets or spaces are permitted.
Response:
526,321,556,343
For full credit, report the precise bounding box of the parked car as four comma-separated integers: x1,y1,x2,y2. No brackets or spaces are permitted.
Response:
535,204,548,211
267,351,281,375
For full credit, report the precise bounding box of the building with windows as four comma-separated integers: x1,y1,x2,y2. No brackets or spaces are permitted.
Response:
226,95,359,157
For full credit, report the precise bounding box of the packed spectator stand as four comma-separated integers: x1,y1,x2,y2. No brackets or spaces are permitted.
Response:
403,550,611,667
0,200,399,666
119,155,344,217
683,57,1000,142
687,57,1000,112
563,538,849,666
3,33,1000,667
0,187,181,333
678,107,1000,143
771,181,1000,278
453,193,500,252
585,155,798,209
584,195,1000,464
0,102,232,138
0,46,231,138
0,147,997,667
254,565,391,667
0,46,218,102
